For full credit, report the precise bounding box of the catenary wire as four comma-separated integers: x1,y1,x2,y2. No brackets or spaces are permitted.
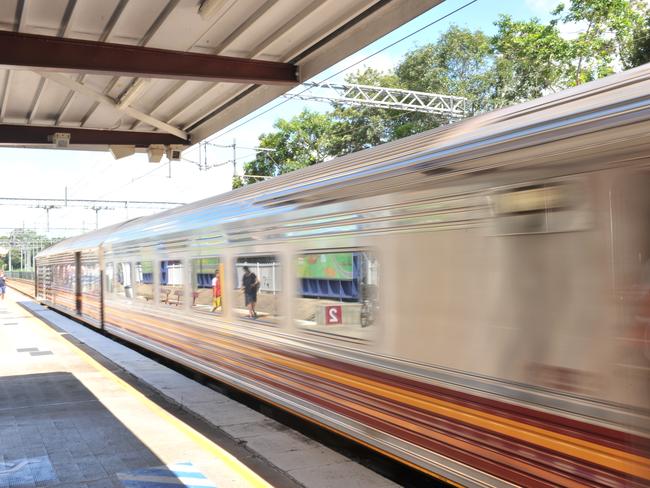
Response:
191,0,481,148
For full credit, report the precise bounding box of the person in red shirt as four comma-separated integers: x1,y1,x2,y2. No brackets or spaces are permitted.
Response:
211,269,221,312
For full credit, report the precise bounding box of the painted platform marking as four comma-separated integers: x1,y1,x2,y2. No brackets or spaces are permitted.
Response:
118,462,217,488
0,456,57,487
16,347,53,356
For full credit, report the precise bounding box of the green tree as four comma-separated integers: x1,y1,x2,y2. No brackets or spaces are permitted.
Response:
552,0,647,82
396,26,496,111
625,9,650,67
0,229,61,271
240,110,337,185
492,15,572,102
231,175,245,190
236,0,650,188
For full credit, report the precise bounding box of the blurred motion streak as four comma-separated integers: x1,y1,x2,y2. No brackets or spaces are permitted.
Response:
29,65,650,487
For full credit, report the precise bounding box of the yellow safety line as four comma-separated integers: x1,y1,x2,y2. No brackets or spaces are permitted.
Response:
11,298,272,488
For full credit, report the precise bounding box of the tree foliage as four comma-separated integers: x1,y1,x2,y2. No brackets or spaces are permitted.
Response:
627,10,650,66
492,16,572,102
0,229,61,271
237,0,650,187
238,110,337,186
397,26,496,109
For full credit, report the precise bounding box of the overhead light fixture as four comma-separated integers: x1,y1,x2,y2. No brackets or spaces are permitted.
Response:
49,132,70,148
198,0,232,20
109,145,136,160
147,144,165,163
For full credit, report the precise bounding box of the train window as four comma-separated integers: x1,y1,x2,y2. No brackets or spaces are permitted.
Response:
134,261,154,302
294,251,379,338
114,262,133,299
55,263,75,291
160,260,184,306
191,257,223,314
489,179,590,234
105,263,114,294
81,263,100,294
234,255,281,323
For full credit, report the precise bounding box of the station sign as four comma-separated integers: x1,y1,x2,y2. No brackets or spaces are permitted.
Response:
325,305,342,325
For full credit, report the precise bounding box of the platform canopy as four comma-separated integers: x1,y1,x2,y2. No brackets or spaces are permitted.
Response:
0,0,441,156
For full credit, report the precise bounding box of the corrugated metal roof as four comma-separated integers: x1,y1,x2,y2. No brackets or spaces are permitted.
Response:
37,218,139,256
0,0,441,150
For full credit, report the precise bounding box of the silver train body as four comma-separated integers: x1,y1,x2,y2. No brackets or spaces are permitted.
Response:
36,65,650,487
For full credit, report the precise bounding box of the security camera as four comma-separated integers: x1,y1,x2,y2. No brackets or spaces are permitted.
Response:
166,145,183,161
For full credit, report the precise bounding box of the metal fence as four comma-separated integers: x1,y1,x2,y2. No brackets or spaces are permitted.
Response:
6,271,35,280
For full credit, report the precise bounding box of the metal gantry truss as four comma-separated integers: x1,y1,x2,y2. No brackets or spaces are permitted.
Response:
294,82,469,119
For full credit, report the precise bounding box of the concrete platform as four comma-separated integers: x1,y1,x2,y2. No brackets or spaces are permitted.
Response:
1,288,400,488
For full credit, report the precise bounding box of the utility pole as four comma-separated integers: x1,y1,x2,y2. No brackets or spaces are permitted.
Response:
19,228,24,271
7,237,12,272
232,139,237,176
40,205,58,233
92,206,100,230
91,206,107,230
194,140,274,174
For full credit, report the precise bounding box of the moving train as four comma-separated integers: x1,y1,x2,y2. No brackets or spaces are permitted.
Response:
35,65,650,487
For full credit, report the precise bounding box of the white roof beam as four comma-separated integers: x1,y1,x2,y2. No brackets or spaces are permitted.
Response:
40,71,188,140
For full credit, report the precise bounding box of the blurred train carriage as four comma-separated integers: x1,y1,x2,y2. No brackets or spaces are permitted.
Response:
35,66,650,487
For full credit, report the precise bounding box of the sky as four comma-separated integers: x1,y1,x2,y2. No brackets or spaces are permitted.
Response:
0,0,562,238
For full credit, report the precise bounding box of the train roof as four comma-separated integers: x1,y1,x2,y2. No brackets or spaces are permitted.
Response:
37,219,141,258
39,63,650,256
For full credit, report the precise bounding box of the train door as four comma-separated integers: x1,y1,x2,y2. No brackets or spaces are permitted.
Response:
487,175,597,390
609,169,650,413
37,259,52,303
99,248,105,330
75,251,82,315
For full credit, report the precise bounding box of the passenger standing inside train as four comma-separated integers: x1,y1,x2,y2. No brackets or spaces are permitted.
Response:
211,269,221,312
0,271,6,300
242,266,259,319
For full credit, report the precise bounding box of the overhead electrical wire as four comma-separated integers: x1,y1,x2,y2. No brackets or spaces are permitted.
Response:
200,0,480,146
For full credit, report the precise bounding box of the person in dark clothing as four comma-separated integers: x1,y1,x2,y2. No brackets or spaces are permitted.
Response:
241,266,259,318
